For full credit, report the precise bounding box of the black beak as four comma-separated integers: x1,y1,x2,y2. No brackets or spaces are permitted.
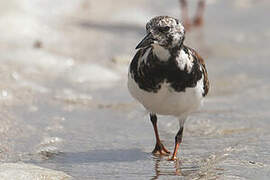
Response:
135,33,154,49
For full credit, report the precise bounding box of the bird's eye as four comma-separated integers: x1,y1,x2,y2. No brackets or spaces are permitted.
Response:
158,26,170,33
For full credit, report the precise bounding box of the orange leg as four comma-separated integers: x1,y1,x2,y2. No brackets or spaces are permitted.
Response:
150,114,170,156
169,126,184,161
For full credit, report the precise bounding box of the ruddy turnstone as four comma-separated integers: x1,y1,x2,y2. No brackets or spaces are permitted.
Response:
128,16,209,160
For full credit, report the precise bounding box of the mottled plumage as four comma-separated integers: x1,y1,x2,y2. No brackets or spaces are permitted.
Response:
128,16,209,160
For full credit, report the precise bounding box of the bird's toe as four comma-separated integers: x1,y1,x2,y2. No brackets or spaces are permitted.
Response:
152,142,171,156
168,156,178,161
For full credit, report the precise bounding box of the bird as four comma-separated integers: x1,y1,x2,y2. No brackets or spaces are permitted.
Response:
128,16,209,160
179,0,205,31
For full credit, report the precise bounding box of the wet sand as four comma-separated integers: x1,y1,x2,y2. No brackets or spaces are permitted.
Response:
0,0,270,179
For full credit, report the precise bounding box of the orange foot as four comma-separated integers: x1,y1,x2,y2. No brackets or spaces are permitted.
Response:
168,156,178,161
152,142,170,156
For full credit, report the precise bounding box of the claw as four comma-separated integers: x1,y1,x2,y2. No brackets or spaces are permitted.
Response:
152,142,171,156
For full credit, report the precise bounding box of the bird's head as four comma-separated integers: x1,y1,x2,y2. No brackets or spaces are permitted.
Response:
136,16,185,50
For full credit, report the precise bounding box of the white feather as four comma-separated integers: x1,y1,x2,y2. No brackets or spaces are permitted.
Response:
128,74,204,117
138,48,151,66
176,49,194,73
152,44,171,61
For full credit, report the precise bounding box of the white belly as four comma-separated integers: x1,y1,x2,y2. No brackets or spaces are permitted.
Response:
128,73,204,116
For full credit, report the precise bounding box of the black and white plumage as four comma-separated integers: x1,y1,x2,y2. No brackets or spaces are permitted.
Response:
128,16,209,160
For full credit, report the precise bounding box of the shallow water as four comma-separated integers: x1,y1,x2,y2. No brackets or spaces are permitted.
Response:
0,0,270,179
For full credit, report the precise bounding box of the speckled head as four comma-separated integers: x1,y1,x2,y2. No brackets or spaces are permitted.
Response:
136,16,185,50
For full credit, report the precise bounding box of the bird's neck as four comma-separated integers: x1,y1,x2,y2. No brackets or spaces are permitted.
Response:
152,44,183,62
152,44,171,62
170,41,184,57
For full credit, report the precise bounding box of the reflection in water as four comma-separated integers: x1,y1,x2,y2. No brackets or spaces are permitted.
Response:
151,156,200,179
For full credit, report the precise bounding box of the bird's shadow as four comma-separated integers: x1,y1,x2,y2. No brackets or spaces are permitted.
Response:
51,148,149,164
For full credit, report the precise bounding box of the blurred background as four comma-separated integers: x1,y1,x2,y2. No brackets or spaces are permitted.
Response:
0,0,270,179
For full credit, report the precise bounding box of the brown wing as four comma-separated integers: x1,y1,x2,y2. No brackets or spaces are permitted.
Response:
188,47,209,97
